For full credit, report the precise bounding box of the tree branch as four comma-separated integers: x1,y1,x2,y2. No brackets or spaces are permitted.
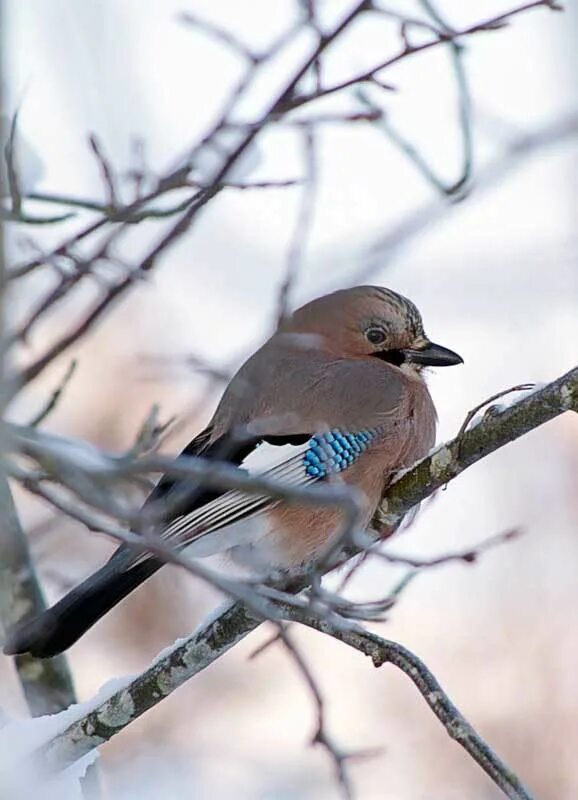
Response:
0,53,78,720
278,605,535,800
0,472,77,716
24,364,577,793
7,1,372,394
37,601,261,771
356,112,578,281
285,0,560,110
0,79,100,799
372,365,577,533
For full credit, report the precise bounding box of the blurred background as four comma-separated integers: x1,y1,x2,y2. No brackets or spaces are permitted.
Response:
1,1,577,798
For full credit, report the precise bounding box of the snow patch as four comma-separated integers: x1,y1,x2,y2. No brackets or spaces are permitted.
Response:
0,673,135,797
429,446,452,477
156,664,192,697
96,688,135,729
0,713,97,800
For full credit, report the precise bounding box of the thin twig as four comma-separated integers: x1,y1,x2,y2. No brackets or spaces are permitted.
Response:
286,0,560,110
277,626,374,800
179,11,260,64
302,0,323,93
88,134,118,209
279,606,535,800
4,112,22,215
125,404,175,459
373,366,577,534
355,112,578,282
9,2,372,390
456,384,536,441
376,527,522,569
28,360,77,427
358,0,477,199
277,126,318,325
11,188,218,388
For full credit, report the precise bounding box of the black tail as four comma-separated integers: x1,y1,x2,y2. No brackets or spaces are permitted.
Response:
3,555,162,658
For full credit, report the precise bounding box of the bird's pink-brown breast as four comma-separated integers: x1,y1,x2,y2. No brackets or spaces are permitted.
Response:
222,344,438,568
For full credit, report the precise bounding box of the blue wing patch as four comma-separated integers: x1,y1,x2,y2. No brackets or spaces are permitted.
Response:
160,427,379,555
303,428,377,478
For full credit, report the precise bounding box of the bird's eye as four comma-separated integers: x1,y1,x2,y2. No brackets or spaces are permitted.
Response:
366,327,386,345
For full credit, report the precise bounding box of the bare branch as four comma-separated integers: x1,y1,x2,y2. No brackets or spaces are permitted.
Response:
18,365,577,789
0,468,77,717
6,1,373,392
285,0,559,111
277,127,318,325
88,135,118,209
372,366,577,534
10,187,217,390
375,527,522,569
28,360,77,427
279,605,535,800
456,384,535,442
0,66,79,726
2,0,559,417
357,112,578,281
26,599,534,799
179,11,260,64
4,112,22,215
277,626,375,800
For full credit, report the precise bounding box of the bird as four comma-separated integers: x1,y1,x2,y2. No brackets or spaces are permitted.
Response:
3,285,462,658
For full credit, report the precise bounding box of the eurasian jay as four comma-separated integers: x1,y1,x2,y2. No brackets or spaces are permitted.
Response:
4,285,462,658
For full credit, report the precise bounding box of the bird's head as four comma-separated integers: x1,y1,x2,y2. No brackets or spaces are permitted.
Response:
285,285,463,375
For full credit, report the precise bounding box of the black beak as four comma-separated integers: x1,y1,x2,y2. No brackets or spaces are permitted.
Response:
404,341,463,367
